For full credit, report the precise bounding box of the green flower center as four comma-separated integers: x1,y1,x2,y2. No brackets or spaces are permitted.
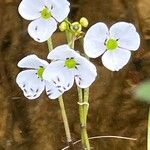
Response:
65,58,77,69
41,7,52,19
37,67,45,79
106,39,118,50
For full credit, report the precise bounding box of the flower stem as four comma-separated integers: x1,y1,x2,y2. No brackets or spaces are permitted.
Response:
47,38,73,149
147,107,150,150
67,32,90,149
47,38,53,52
82,88,90,149
59,96,73,149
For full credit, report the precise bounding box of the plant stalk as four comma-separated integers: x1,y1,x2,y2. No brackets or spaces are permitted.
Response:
47,38,73,149
148,107,150,150
67,31,90,149
59,96,73,149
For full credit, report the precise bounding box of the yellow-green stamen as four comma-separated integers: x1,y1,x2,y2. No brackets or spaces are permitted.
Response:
65,58,77,69
106,39,118,50
37,67,45,79
41,7,52,19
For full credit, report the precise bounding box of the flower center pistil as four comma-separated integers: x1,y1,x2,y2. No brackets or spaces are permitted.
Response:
106,39,118,50
37,67,45,79
41,7,52,19
65,58,77,69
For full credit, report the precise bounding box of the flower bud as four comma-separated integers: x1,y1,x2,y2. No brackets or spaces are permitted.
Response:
70,22,82,33
59,22,68,31
80,17,89,28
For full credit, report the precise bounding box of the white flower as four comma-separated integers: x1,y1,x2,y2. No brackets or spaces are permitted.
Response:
16,55,66,100
18,0,70,42
84,22,140,71
43,45,97,96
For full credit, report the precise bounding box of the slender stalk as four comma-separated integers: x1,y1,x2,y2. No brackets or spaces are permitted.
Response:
59,96,73,148
83,88,89,124
67,31,91,149
82,55,90,149
47,38,53,51
77,87,85,147
82,88,90,149
47,38,73,149
148,107,150,150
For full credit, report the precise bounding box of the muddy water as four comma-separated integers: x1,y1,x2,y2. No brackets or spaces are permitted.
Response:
0,0,150,149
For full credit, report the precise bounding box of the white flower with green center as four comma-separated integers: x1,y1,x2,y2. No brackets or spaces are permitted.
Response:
84,22,140,71
43,45,97,95
16,55,67,100
18,0,70,42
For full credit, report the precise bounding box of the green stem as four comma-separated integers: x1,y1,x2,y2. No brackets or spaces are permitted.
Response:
148,107,150,150
83,88,89,123
47,38,73,149
77,87,85,147
82,87,90,150
47,38,53,51
67,32,90,149
59,96,73,149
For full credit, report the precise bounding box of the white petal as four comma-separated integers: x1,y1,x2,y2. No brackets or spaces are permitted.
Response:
46,81,63,99
43,61,65,79
118,32,140,51
84,38,106,58
18,0,44,20
28,18,57,42
47,45,80,61
101,48,131,71
45,69,74,99
18,55,48,69
43,61,74,90
51,0,70,22
74,57,97,88
110,22,140,50
84,22,108,58
16,70,45,100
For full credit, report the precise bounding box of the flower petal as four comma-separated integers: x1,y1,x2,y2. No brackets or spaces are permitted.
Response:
16,70,45,100
74,57,97,88
84,22,108,58
51,0,70,22
45,69,74,99
43,61,74,91
18,0,44,20
43,61,65,79
47,45,80,61
18,55,48,69
84,38,106,58
110,22,140,50
46,81,63,99
28,18,57,42
101,48,131,71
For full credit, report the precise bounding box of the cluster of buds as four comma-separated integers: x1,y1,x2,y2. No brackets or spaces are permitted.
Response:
59,17,89,38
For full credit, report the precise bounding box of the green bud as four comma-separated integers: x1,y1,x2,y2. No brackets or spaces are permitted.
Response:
59,22,68,32
80,17,89,28
70,22,82,33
